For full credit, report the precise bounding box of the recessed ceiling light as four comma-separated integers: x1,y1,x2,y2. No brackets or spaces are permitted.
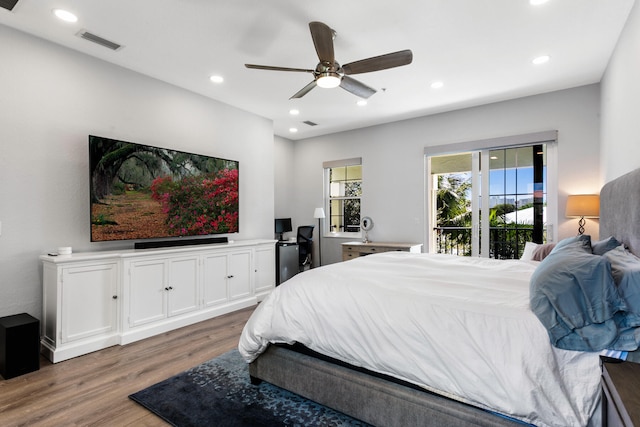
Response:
209,75,224,84
356,100,367,107
289,128,298,133
532,55,550,65
430,81,444,89
53,9,78,23
529,0,550,5
289,109,300,115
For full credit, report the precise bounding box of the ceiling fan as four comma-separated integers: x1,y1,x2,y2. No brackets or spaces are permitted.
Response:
245,21,413,100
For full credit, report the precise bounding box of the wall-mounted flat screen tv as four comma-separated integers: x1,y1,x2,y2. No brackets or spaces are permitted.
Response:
89,135,239,242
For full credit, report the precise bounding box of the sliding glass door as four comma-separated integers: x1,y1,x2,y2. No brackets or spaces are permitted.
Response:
430,152,475,256
428,144,547,259
485,144,546,258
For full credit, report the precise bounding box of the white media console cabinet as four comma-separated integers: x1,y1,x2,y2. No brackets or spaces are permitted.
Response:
40,239,276,363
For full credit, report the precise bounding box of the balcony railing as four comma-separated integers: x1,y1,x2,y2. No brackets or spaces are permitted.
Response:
434,227,473,256
434,226,536,259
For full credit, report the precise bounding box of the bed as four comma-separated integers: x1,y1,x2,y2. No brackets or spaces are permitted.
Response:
239,168,640,427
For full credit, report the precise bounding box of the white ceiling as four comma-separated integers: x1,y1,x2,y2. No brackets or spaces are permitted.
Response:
0,0,635,140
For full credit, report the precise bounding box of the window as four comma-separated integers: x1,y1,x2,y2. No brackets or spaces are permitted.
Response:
487,144,546,259
324,158,362,236
425,131,557,259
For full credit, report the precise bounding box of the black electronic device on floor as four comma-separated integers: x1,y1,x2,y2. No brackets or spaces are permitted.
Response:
0,313,40,379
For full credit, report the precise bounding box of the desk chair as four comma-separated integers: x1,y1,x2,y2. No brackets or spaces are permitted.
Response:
297,225,315,270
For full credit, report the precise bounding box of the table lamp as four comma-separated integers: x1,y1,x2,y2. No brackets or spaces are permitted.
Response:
565,194,599,235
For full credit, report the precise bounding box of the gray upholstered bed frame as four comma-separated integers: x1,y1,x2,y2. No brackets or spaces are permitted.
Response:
249,345,521,426
599,168,640,256
249,168,640,427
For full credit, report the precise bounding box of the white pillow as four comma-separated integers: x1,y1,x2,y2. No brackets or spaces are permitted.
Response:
521,241,539,261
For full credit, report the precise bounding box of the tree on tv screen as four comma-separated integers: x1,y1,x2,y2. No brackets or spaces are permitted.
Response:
90,136,238,240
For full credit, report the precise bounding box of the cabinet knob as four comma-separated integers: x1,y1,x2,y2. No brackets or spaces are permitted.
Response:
165,287,170,291
112,295,118,299
227,275,234,279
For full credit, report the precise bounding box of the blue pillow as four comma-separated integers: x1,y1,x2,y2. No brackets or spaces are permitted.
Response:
549,234,592,255
603,246,640,315
592,236,621,256
530,239,623,351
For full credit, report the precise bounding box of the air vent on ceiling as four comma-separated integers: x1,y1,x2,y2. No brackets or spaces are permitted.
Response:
303,120,318,127
76,29,122,51
0,0,19,11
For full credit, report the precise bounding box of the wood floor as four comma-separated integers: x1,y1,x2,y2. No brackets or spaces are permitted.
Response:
0,305,256,427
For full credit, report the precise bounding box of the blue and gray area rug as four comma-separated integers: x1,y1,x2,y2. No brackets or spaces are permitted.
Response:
129,349,371,427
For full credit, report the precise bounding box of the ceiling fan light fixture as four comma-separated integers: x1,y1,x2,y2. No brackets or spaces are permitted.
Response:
317,72,341,89
245,21,412,100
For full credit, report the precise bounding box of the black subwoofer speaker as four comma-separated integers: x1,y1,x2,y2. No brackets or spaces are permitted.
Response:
0,313,40,380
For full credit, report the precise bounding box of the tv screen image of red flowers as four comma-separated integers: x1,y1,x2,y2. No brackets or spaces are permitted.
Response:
89,135,239,242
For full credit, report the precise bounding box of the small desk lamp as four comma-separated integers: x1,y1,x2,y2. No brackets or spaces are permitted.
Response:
566,194,599,235
313,208,325,267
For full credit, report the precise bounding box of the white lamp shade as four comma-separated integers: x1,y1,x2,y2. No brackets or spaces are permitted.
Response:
566,194,600,218
313,207,326,219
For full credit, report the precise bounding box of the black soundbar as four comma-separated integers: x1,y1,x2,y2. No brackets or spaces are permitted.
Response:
134,236,228,250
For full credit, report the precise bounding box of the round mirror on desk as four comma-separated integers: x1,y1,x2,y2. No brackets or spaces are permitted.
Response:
361,216,374,243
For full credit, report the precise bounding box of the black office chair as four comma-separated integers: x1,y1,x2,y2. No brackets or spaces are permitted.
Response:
297,225,315,270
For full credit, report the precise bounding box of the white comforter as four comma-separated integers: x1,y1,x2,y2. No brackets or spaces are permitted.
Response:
239,252,602,427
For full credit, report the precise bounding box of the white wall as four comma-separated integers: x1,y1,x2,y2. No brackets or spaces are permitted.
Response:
0,25,274,319
273,135,297,239
287,85,601,265
601,0,640,182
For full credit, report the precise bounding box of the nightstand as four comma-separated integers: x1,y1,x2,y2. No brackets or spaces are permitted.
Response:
601,358,640,426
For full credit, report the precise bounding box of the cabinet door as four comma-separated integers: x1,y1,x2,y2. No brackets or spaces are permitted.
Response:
128,259,166,327
202,253,229,307
229,251,252,300
255,245,275,294
167,256,199,316
61,262,118,343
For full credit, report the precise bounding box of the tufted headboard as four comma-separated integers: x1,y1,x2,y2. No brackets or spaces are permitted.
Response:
599,168,640,257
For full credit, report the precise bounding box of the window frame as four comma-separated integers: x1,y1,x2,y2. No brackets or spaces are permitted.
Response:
323,158,363,239
424,131,558,255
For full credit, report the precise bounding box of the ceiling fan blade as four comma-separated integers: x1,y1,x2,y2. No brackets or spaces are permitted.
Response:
340,76,376,99
342,49,413,75
309,21,335,64
245,64,314,73
290,80,317,99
